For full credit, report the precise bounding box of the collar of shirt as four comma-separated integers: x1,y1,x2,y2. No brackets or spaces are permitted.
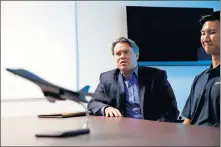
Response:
121,65,138,80
206,64,220,74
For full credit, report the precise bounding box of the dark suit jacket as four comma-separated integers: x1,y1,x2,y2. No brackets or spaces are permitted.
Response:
87,65,180,122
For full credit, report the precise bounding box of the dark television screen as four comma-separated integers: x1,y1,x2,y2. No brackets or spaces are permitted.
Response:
126,6,213,63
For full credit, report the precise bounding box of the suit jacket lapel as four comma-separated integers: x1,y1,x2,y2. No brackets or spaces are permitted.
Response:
138,66,145,114
114,71,126,114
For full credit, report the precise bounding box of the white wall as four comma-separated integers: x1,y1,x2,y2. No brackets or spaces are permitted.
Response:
1,1,81,117
77,1,127,92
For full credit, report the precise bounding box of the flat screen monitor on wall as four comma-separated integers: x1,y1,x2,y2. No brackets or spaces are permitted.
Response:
126,6,213,65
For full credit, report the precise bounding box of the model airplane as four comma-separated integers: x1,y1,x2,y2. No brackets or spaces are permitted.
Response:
6,68,100,103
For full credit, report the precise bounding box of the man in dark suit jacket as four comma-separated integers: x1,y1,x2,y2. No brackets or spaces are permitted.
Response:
88,37,179,122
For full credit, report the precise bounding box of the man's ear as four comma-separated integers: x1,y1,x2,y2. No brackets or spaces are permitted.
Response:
136,53,139,60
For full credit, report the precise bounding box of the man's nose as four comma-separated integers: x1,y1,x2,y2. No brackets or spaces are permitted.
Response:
203,34,210,42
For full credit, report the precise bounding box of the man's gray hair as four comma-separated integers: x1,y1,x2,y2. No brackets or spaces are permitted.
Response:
111,37,139,55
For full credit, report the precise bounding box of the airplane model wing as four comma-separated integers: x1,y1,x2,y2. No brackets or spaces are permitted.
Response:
6,68,95,103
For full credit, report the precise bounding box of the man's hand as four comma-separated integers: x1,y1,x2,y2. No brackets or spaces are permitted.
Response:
183,118,191,125
104,107,122,117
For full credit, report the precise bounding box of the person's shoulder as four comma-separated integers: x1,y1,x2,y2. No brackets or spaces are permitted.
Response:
138,65,167,80
101,68,118,75
99,68,119,79
138,65,165,74
193,68,209,82
196,69,208,77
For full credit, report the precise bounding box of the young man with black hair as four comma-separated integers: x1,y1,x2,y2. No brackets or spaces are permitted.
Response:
182,11,220,127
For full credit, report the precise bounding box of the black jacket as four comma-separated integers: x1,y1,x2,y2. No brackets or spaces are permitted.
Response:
88,65,179,122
